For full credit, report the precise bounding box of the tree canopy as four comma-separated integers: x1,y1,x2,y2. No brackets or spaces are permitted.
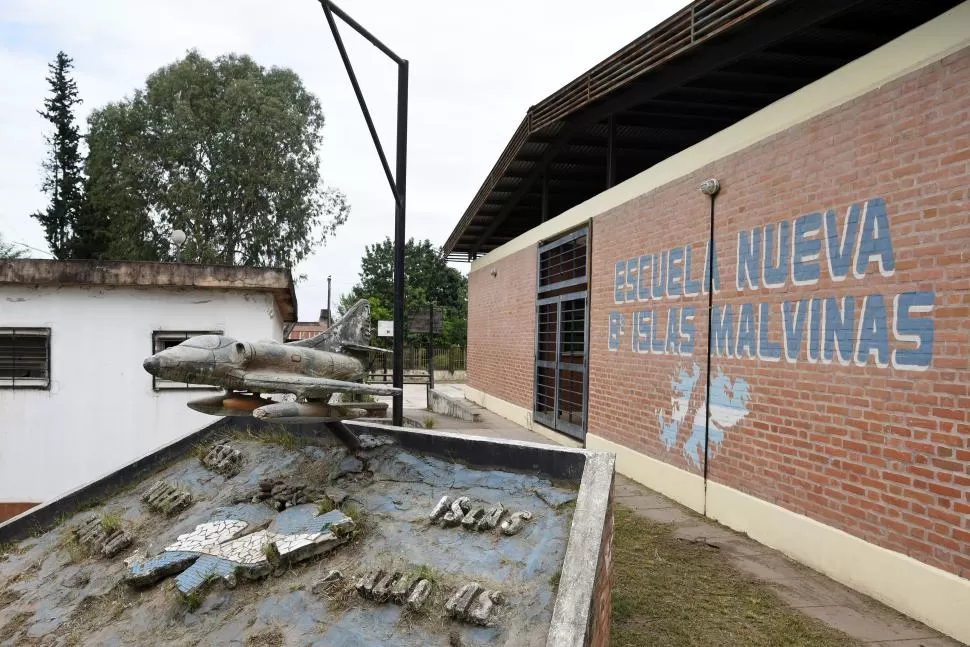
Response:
30,51,85,259
0,234,26,259
339,238,468,347
83,50,348,267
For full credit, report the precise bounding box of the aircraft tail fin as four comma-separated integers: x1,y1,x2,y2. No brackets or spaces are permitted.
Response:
289,299,385,355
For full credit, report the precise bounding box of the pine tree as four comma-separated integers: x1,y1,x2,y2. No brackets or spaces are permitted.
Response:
31,51,85,259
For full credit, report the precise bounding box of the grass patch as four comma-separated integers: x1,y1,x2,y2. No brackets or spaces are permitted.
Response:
260,430,301,451
100,513,123,534
180,590,203,612
610,505,864,647
342,503,362,525
194,442,211,463
316,498,335,515
61,532,86,564
423,416,437,429
10,560,41,583
247,627,284,646
549,570,561,589
0,587,21,608
0,611,32,643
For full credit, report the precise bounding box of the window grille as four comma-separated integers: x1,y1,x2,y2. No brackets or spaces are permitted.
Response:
0,328,50,389
533,226,589,440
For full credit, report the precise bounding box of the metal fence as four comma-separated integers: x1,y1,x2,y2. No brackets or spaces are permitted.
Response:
368,346,466,375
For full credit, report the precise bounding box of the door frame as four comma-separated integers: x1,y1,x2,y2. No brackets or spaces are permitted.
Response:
532,224,591,441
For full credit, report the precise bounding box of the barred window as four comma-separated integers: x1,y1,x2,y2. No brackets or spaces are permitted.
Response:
0,328,51,389
151,330,222,391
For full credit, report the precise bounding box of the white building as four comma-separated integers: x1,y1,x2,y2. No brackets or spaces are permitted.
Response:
0,260,296,519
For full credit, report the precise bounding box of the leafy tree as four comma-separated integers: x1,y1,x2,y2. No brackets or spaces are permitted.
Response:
85,50,348,267
0,234,26,259
31,51,85,259
339,238,468,347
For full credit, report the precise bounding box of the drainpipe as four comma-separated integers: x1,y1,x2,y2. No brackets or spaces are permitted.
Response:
700,178,720,515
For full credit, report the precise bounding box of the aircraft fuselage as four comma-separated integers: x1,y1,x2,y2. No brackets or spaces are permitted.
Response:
142,335,366,392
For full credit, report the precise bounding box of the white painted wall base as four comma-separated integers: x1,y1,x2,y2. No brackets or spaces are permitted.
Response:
467,388,970,645
585,434,705,515
461,384,583,448
707,482,970,646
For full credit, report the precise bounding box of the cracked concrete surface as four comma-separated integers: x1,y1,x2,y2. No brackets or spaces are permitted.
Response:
0,432,578,647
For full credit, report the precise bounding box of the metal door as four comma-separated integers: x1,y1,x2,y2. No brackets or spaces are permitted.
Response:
533,227,589,440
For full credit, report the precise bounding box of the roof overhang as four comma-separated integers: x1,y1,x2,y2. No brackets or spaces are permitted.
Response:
0,259,298,322
445,0,963,261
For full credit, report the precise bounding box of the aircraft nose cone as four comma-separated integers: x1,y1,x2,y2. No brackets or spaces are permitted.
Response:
143,356,160,375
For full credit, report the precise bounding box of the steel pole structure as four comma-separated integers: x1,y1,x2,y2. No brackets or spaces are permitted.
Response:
317,0,408,426
392,62,409,427
326,275,332,327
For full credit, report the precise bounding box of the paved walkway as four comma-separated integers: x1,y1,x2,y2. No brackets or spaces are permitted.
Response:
387,384,961,646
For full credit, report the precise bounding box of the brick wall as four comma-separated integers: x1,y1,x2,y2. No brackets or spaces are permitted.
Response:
467,246,537,409
590,46,970,577
0,502,38,522
587,480,615,647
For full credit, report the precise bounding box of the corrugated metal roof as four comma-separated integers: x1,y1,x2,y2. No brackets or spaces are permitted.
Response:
445,0,963,261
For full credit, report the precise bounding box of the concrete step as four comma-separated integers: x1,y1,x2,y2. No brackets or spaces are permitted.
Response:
427,386,482,422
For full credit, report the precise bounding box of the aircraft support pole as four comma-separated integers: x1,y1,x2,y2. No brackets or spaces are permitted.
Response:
392,61,409,427
325,420,362,451
317,0,408,427
427,302,435,391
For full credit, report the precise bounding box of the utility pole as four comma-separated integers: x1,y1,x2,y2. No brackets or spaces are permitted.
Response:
318,0,408,427
326,275,332,328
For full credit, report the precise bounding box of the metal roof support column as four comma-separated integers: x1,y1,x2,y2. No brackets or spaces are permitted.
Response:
541,173,550,223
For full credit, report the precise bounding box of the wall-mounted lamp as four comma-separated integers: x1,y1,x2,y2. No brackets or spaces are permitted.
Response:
490,268,498,278
699,179,720,196
171,229,187,262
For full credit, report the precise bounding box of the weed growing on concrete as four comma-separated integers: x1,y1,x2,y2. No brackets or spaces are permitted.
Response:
100,513,123,534
0,586,22,608
549,570,561,589
423,416,437,429
342,503,362,524
61,532,86,564
246,627,284,646
180,590,203,612
261,429,301,451
0,611,32,643
316,498,335,515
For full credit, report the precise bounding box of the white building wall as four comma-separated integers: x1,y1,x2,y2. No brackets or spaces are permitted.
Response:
0,285,284,503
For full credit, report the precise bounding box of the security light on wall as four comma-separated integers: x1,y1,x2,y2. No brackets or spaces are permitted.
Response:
490,268,498,277
171,230,187,262
699,179,720,196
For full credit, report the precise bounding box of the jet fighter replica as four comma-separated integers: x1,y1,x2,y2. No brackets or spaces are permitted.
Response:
142,300,400,424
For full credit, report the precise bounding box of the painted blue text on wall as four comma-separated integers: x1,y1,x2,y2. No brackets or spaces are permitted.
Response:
608,198,935,371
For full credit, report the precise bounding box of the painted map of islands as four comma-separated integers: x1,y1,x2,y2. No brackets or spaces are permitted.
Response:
656,363,751,467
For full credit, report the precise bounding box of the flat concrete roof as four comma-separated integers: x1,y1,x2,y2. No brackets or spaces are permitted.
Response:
0,259,297,322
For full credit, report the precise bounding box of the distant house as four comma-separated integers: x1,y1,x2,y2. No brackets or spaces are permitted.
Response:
0,259,297,521
286,309,330,342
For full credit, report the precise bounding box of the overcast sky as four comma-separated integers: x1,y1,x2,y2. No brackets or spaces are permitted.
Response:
0,0,689,320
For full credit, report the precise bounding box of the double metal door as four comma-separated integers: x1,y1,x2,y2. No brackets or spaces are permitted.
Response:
534,291,587,439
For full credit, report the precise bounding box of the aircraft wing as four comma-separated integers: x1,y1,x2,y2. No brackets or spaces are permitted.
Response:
342,343,391,354
240,372,401,398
